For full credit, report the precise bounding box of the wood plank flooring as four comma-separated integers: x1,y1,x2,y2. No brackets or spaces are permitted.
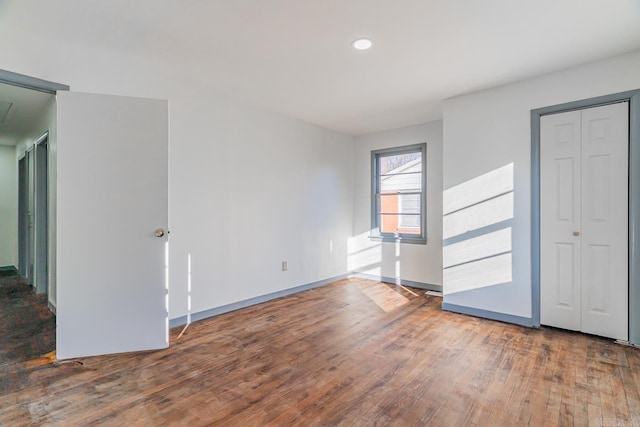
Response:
1,276,639,426
0,274,55,368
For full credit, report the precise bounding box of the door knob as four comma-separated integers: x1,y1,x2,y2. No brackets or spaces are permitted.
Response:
573,231,580,236
154,228,165,238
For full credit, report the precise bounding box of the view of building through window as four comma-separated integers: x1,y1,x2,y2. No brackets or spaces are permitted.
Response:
376,149,423,237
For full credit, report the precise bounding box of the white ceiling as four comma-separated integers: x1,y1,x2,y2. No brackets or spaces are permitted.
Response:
1,0,640,135
0,83,53,146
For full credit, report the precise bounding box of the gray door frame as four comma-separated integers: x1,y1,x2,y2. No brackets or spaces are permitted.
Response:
35,132,49,294
0,69,69,93
25,148,35,285
531,89,640,344
17,155,28,276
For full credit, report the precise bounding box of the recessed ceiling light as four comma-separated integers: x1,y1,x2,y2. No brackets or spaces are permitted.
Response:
352,38,373,50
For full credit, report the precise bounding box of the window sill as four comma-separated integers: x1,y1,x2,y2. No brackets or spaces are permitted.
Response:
368,235,427,245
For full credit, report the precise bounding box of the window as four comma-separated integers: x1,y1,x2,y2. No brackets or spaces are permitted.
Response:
371,143,426,244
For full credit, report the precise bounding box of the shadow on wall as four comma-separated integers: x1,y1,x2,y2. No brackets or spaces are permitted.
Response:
442,163,514,295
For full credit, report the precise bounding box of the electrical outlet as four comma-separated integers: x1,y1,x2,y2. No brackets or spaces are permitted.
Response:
282,261,287,271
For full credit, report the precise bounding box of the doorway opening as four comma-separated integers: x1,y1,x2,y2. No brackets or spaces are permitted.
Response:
3,87,54,300
0,70,64,364
1,78,57,306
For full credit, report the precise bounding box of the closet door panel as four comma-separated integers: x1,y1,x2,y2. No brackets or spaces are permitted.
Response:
540,110,582,331
580,102,628,341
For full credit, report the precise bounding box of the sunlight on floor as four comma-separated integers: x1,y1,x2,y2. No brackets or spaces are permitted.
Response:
23,350,56,368
354,281,410,312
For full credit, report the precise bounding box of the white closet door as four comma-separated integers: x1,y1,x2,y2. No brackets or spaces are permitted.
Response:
580,102,628,341
540,110,582,331
540,102,629,341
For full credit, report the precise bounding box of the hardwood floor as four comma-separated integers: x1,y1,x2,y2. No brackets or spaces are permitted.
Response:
0,274,55,368
1,276,639,426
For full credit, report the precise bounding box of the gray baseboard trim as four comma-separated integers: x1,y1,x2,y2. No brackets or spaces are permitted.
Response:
0,265,19,276
169,273,350,328
350,272,442,292
441,302,533,327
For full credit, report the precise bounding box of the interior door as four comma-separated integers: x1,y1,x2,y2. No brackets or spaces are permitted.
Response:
540,102,629,341
580,103,628,340
56,91,169,359
540,110,582,331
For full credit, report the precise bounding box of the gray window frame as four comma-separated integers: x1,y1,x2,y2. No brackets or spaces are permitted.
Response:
370,143,427,244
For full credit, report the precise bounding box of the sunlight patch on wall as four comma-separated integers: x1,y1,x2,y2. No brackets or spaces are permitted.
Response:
443,192,513,240
347,231,382,275
443,163,514,296
394,241,401,278
164,241,170,345
444,163,514,215
444,253,513,294
444,228,511,268
186,254,192,325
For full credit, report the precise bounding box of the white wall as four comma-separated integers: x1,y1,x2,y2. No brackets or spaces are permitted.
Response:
442,50,640,319
0,145,18,268
14,97,57,306
351,121,443,287
169,95,354,316
0,29,354,321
